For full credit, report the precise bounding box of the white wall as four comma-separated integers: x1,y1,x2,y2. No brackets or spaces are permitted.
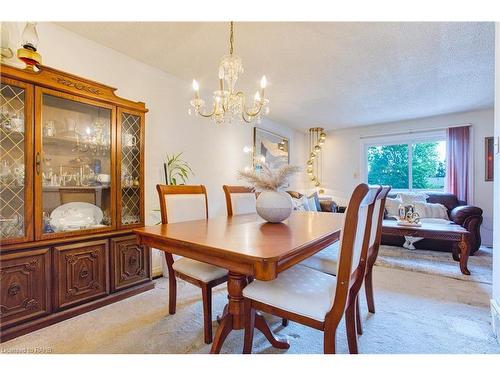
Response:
1,22,307,273
492,23,500,315
321,108,495,246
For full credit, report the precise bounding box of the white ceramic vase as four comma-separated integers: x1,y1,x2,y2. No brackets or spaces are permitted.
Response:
256,190,293,223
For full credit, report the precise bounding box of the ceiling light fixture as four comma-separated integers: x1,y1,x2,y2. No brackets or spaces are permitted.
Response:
307,127,326,192
189,22,269,125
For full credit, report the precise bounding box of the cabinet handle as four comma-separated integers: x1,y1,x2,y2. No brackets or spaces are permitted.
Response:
80,269,89,279
8,282,21,296
35,152,41,175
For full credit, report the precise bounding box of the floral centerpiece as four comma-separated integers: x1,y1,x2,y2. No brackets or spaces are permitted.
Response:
238,160,300,222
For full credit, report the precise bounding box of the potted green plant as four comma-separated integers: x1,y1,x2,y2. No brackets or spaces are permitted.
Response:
164,152,194,185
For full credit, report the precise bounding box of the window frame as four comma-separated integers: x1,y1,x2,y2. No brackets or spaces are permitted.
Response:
361,130,447,192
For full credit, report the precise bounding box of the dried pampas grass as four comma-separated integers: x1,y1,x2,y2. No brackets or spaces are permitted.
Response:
238,160,300,191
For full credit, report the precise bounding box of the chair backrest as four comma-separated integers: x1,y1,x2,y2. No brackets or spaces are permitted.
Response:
326,184,380,323
368,186,392,258
343,186,380,277
223,185,256,216
156,184,208,224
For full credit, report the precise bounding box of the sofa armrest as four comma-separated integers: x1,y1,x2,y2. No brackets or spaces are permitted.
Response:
450,205,483,225
320,200,337,213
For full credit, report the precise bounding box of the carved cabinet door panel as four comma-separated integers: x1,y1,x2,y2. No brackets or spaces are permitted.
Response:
110,235,150,292
0,248,51,329
54,240,109,310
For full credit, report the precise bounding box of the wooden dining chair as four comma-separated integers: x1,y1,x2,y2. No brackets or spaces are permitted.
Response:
222,185,289,327
364,186,391,314
156,184,228,344
300,186,389,353
242,183,379,354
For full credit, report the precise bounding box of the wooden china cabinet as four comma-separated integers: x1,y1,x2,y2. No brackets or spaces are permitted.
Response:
0,63,152,342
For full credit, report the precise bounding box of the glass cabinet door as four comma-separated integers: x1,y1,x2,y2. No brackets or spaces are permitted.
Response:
118,109,144,228
35,88,115,239
0,78,33,244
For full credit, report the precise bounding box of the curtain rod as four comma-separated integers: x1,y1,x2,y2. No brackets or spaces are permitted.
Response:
359,123,471,140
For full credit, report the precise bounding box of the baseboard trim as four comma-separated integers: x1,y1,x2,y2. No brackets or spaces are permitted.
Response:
490,298,500,344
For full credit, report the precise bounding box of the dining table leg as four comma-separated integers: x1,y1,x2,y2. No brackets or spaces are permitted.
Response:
210,271,290,354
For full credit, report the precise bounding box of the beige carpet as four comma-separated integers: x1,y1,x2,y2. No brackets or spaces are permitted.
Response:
376,245,493,284
1,264,498,354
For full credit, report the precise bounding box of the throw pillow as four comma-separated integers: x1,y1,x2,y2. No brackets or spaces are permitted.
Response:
385,197,402,218
397,192,429,204
413,202,449,220
292,196,310,211
307,196,318,212
308,192,322,211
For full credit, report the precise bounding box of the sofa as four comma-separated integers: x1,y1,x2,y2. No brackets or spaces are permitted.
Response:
381,192,483,255
286,191,338,213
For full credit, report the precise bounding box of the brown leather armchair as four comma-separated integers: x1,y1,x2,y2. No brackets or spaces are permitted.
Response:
381,192,483,255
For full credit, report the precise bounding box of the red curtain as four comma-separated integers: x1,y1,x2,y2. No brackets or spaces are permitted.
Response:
446,126,470,203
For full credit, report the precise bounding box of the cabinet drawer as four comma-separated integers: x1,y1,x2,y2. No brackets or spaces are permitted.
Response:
0,248,51,329
54,240,109,310
110,235,150,291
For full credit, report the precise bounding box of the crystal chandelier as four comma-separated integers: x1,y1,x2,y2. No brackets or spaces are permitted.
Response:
189,22,269,125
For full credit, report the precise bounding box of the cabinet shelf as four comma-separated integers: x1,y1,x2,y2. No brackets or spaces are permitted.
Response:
42,185,110,191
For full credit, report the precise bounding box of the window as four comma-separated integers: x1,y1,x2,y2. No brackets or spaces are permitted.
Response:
363,133,446,191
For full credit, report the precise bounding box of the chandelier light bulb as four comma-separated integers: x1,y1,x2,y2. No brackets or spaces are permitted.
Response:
310,152,316,159
314,145,321,153
192,79,199,91
254,91,261,102
260,75,267,89
243,146,252,153
320,132,326,140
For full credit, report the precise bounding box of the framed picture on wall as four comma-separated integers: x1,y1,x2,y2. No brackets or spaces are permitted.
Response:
253,127,290,169
485,136,494,181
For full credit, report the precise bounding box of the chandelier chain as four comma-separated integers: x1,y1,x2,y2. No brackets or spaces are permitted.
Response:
229,21,234,55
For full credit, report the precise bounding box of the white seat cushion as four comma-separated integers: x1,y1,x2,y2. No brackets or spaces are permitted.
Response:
243,265,337,322
172,257,227,283
300,242,339,275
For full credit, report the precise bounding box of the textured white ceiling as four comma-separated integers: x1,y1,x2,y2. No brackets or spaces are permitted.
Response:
57,22,495,130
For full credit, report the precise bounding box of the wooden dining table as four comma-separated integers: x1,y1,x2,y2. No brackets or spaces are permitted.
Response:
134,211,344,353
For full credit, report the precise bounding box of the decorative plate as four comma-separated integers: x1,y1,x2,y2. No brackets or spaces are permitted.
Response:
50,202,104,230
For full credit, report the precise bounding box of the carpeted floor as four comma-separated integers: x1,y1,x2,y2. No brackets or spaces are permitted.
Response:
1,255,498,354
376,245,493,284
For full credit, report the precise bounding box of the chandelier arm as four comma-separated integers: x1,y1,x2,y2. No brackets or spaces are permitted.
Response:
196,104,217,118
241,111,253,124
234,91,264,117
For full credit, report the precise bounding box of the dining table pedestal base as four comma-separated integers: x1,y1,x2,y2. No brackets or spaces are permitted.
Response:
210,271,290,354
